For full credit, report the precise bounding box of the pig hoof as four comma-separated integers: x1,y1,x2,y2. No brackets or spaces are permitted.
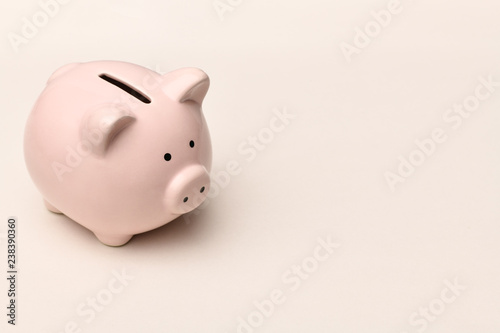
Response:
95,234,133,247
44,199,62,214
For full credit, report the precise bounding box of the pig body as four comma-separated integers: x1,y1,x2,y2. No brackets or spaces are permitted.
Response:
24,61,212,246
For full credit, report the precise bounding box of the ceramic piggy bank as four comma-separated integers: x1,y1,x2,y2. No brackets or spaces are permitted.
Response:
24,61,212,246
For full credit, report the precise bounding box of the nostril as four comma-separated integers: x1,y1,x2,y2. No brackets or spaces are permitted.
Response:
183,197,188,203
200,186,205,193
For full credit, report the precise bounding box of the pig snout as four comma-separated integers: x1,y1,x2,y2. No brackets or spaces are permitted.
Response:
165,165,211,214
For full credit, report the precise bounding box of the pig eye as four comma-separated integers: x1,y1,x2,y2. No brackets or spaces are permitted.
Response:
189,140,195,148
164,153,172,161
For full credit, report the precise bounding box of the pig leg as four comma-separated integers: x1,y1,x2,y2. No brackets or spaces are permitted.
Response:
94,233,133,247
44,199,62,214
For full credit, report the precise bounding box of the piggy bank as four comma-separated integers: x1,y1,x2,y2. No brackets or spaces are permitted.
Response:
24,61,212,246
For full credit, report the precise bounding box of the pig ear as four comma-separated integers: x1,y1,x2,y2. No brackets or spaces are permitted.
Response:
161,68,210,104
82,104,136,156
47,63,79,83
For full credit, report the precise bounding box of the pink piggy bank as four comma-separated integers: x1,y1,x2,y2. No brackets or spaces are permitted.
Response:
24,61,212,246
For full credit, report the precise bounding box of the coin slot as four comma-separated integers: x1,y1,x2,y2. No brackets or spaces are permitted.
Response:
99,74,151,104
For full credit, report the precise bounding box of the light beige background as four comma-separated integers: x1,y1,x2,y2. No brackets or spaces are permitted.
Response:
1,0,500,332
